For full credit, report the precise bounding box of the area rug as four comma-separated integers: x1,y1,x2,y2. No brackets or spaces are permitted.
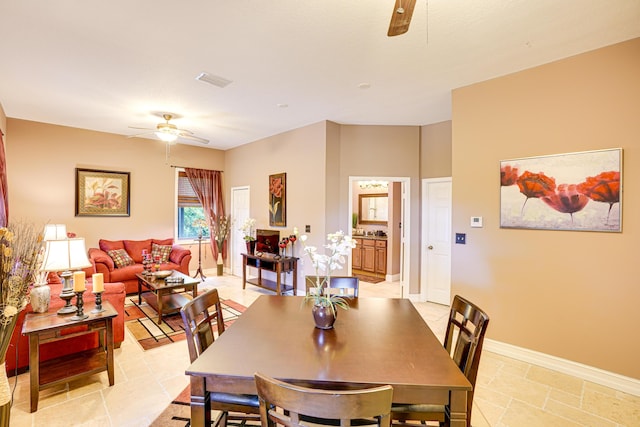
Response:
124,294,246,350
353,274,385,284
151,384,260,427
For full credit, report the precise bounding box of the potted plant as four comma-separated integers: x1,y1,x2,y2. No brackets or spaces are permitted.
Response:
238,217,256,254
300,231,356,329
211,215,231,276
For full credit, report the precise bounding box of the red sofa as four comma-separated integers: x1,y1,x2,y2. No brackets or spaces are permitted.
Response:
6,276,126,375
88,238,192,294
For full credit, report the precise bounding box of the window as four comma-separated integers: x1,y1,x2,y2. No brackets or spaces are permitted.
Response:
177,170,209,240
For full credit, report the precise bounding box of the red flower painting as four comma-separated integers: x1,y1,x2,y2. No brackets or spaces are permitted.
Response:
577,171,620,223
516,171,556,215
500,165,519,186
541,184,589,222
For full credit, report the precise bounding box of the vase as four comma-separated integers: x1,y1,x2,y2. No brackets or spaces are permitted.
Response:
30,282,51,313
246,241,256,255
0,314,19,427
216,253,224,276
312,304,336,329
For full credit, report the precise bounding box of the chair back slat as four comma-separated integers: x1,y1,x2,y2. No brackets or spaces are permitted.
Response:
305,275,359,298
255,372,392,427
180,288,226,363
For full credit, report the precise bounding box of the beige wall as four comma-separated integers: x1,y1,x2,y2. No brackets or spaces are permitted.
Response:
451,38,640,379
5,119,225,271
421,120,452,178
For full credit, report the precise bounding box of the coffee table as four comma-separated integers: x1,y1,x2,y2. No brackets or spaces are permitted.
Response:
136,271,199,324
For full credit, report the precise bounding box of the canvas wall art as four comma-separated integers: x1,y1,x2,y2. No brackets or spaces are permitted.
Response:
500,148,622,232
269,172,286,227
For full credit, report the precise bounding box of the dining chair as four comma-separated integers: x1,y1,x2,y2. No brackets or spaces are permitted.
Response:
180,288,260,427
391,295,490,427
305,276,359,298
254,372,394,427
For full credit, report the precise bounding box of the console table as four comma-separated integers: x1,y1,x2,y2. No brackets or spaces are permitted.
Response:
22,301,117,412
242,253,298,295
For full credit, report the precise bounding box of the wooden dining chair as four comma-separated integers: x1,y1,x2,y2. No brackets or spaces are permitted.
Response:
180,288,260,427
305,276,359,298
391,295,490,427
255,372,394,427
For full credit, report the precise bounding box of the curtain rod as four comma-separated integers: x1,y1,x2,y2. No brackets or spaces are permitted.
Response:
170,165,222,173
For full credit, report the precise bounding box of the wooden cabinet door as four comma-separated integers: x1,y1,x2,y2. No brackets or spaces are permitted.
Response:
375,240,387,275
352,239,363,269
362,240,376,272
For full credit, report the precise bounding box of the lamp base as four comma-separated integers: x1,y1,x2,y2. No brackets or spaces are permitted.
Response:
57,271,76,315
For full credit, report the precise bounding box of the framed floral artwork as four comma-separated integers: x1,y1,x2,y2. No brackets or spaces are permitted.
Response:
269,172,286,227
75,168,130,217
500,148,622,232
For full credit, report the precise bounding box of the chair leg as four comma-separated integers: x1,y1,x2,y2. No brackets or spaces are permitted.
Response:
213,410,229,427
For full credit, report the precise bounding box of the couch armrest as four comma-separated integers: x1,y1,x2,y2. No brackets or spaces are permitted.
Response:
88,248,115,281
169,245,191,264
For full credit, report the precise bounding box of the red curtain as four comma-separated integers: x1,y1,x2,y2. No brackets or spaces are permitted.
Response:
0,131,8,227
184,168,225,258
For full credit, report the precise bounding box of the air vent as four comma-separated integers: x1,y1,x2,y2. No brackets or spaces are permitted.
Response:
195,72,233,88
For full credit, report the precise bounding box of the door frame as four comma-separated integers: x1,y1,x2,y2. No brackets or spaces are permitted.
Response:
348,176,410,298
420,177,452,303
230,185,250,277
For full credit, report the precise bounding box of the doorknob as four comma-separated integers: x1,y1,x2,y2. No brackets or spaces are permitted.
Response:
427,245,434,250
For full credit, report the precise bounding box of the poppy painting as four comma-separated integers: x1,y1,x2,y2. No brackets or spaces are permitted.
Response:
500,149,622,232
76,168,130,217
269,172,286,227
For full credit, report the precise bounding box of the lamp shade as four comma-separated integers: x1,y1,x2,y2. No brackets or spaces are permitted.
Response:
43,224,67,241
41,238,92,272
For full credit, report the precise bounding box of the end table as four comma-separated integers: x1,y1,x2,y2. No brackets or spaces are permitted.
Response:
22,301,118,412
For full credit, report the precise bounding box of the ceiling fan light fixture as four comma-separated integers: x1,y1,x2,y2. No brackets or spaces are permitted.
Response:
156,131,178,143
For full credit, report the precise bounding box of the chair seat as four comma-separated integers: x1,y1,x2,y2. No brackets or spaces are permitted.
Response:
211,392,260,408
391,404,444,413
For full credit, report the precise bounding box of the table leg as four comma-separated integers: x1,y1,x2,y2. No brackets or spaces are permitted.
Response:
276,262,281,295
106,318,115,386
138,278,142,304
28,334,39,413
156,289,164,325
192,282,198,300
448,389,468,427
242,256,247,290
190,376,211,427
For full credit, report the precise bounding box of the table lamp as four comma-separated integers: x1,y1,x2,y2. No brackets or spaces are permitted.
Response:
41,237,92,315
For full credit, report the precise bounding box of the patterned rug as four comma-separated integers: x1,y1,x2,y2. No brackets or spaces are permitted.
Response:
124,294,246,350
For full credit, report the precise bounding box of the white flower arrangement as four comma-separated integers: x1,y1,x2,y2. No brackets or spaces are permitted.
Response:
238,218,256,242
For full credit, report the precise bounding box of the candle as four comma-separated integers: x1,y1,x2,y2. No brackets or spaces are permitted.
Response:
92,273,104,293
73,271,86,292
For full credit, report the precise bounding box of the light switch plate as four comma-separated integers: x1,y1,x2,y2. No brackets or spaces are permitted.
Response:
470,216,483,228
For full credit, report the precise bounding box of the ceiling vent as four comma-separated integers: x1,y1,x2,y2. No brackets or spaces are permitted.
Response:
195,72,233,88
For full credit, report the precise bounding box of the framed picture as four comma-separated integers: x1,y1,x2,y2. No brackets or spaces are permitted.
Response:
500,148,622,232
75,168,130,217
268,172,286,227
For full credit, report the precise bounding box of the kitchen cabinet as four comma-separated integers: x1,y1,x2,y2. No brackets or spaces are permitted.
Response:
352,238,363,269
352,237,387,276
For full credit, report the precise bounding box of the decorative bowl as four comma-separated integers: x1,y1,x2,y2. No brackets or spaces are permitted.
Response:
152,270,173,279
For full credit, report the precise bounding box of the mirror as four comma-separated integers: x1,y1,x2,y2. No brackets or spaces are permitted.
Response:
359,194,388,225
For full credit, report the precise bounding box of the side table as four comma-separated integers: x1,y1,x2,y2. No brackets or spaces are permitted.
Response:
21,301,118,412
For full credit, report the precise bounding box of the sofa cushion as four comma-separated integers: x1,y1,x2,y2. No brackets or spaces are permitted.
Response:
153,238,174,246
99,239,125,252
124,239,152,263
108,249,135,268
152,243,172,263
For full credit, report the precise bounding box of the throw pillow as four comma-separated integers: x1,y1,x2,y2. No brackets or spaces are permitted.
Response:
152,243,172,263
107,249,135,269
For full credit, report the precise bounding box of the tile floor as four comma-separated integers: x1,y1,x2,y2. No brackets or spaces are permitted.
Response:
6,272,640,426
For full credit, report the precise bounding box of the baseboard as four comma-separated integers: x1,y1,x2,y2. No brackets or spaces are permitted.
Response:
484,339,640,397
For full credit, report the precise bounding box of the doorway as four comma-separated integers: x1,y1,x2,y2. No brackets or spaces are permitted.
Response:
420,178,452,305
348,176,410,297
230,186,250,277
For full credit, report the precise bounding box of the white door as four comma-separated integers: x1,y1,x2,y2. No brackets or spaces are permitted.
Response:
421,178,452,305
231,186,250,277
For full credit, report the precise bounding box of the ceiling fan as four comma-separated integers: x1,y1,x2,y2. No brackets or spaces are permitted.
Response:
128,113,209,145
388,0,417,37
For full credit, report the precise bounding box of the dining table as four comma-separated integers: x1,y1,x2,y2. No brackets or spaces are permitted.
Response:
185,295,472,427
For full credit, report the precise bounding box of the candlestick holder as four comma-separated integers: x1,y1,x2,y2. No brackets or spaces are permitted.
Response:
91,291,105,313
70,290,89,321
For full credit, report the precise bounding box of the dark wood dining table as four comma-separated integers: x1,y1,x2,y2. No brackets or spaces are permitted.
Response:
185,295,472,427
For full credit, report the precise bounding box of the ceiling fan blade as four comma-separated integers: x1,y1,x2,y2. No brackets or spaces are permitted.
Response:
388,0,416,37
128,126,155,131
127,131,155,138
178,132,209,144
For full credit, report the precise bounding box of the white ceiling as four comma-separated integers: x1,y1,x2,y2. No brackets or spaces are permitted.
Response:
1,1,639,150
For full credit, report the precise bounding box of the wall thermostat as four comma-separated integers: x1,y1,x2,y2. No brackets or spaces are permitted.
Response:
470,216,483,228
